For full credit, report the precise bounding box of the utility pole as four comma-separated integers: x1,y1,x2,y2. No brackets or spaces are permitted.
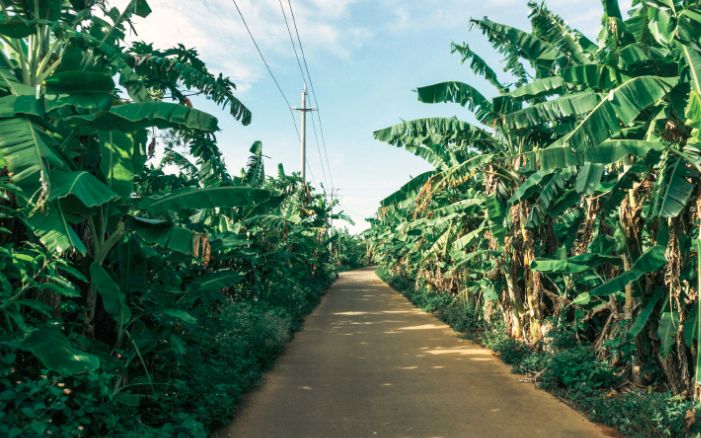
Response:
293,85,315,183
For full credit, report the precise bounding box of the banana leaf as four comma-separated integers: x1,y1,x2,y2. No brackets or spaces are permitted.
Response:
21,328,100,376
139,186,273,212
590,246,667,296
66,102,219,133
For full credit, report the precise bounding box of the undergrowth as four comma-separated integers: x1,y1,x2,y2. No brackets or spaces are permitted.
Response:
377,268,701,438
1,273,335,437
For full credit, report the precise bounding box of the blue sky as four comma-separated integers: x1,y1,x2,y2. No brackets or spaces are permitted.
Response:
120,0,629,233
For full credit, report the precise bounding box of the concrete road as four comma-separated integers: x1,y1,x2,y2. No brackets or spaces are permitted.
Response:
220,268,611,438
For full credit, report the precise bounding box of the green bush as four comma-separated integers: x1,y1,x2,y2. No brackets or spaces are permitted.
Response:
479,321,532,366
379,269,701,438
0,367,118,437
0,278,331,438
182,301,293,430
539,346,619,394
436,295,479,332
513,351,549,376
330,229,367,270
583,392,700,438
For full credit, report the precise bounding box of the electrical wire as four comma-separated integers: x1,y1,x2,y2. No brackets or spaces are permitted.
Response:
277,0,306,89
309,113,330,188
231,0,327,188
278,0,330,190
286,0,335,191
230,0,300,142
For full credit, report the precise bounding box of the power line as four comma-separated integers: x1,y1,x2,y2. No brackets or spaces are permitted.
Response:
231,0,327,188
286,0,335,191
278,0,329,190
311,110,333,190
277,0,306,88
230,0,300,142
309,110,329,188
304,135,317,187
286,0,333,185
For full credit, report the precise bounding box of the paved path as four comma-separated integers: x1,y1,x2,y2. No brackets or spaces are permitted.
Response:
220,268,611,437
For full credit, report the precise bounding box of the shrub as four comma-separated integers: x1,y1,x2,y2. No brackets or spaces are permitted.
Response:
181,301,293,429
377,269,701,438
583,392,700,438
539,346,619,394
436,294,479,332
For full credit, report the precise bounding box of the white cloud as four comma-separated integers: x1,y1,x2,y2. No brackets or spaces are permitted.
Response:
388,5,410,32
383,0,472,33
379,0,633,40
110,0,371,89
308,0,357,20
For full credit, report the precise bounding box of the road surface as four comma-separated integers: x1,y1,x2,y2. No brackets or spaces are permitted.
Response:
220,267,610,437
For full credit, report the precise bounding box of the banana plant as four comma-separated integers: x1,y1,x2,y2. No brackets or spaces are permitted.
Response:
0,1,343,434
0,0,264,389
369,0,701,399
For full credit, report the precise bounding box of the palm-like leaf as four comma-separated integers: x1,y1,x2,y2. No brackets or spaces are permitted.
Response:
139,186,273,212
417,81,493,122
0,117,66,200
565,76,677,151
451,42,507,92
505,92,600,130
374,117,497,169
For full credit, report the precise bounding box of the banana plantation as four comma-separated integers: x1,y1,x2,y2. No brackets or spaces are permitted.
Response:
367,0,701,435
6,0,701,437
0,1,352,436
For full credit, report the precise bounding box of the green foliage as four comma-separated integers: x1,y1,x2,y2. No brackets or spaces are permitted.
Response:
169,301,295,431
0,366,122,438
0,1,340,435
539,346,619,393
379,268,699,438
329,228,367,271
436,294,480,332
368,4,701,434
480,322,533,367
583,392,700,438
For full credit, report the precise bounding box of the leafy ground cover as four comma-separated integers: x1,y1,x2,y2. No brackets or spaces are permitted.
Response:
378,268,700,437
0,1,357,436
367,1,701,436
